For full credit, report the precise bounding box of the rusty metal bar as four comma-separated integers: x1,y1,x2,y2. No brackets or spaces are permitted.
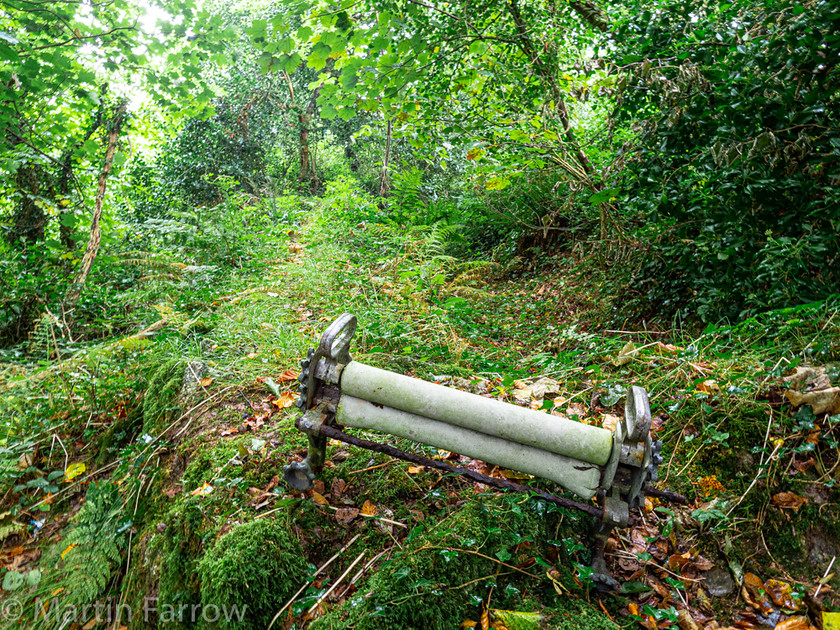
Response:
310,421,606,519
645,486,687,504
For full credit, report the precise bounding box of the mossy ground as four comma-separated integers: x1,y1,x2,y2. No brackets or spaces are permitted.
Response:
1,196,837,630
310,496,618,630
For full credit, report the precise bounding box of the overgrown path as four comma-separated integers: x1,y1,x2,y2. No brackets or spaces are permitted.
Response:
1,200,838,629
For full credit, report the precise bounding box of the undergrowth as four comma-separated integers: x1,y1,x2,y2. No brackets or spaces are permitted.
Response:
0,181,837,629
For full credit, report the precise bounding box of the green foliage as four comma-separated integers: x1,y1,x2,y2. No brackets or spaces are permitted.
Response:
613,0,840,322
1,481,132,629
58,482,129,605
197,517,308,630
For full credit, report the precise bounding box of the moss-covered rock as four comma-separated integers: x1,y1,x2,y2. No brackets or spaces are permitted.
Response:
143,358,186,433
197,517,308,630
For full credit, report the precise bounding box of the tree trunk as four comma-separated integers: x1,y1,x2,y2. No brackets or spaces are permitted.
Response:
64,101,127,309
507,0,609,241
10,164,46,246
282,69,321,192
379,118,392,198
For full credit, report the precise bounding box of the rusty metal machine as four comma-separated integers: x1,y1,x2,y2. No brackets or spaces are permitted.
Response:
283,314,678,589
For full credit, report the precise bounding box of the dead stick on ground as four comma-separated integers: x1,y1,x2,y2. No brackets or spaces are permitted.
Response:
418,546,540,579
308,551,367,615
348,459,399,475
266,533,362,630
814,555,836,598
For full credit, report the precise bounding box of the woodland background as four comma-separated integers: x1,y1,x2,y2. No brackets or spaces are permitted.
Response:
0,0,838,629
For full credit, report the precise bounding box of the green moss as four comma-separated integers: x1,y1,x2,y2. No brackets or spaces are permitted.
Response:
95,402,143,466
197,517,308,630
159,496,219,616
143,358,185,432
310,495,615,630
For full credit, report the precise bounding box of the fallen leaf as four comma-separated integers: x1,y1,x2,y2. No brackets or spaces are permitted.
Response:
741,573,774,615
774,616,811,630
785,388,840,415
668,552,691,571
199,377,213,387
310,491,329,505
696,380,721,394
694,555,714,571
764,579,800,610
805,431,821,444
64,462,86,482
334,507,359,524
407,466,424,474
771,492,809,511
566,402,586,417
677,609,701,630
277,369,298,382
792,457,817,473
271,391,298,410
824,612,840,630
614,341,637,367
331,478,347,498
190,482,213,496
61,544,77,560
784,367,832,390
360,500,377,517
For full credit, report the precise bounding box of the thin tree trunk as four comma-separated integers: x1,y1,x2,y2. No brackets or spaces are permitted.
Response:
507,0,609,241
379,118,392,198
283,70,321,192
64,102,127,309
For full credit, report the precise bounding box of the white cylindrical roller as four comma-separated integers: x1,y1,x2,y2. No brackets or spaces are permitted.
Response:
341,361,613,466
336,395,602,499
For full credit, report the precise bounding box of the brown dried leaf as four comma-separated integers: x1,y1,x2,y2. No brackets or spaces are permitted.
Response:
773,616,811,630
334,507,359,524
792,457,817,473
668,552,691,571
271,391,298,410
331,478,347,498
742,573,774,615
771,492,809,511
764,579,800,610
784,388,840,415
694,555,714,571
276,369,298,382
677,609,701,630
310,491,329,505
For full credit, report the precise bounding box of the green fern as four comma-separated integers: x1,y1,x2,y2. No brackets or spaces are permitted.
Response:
57,481,130,606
